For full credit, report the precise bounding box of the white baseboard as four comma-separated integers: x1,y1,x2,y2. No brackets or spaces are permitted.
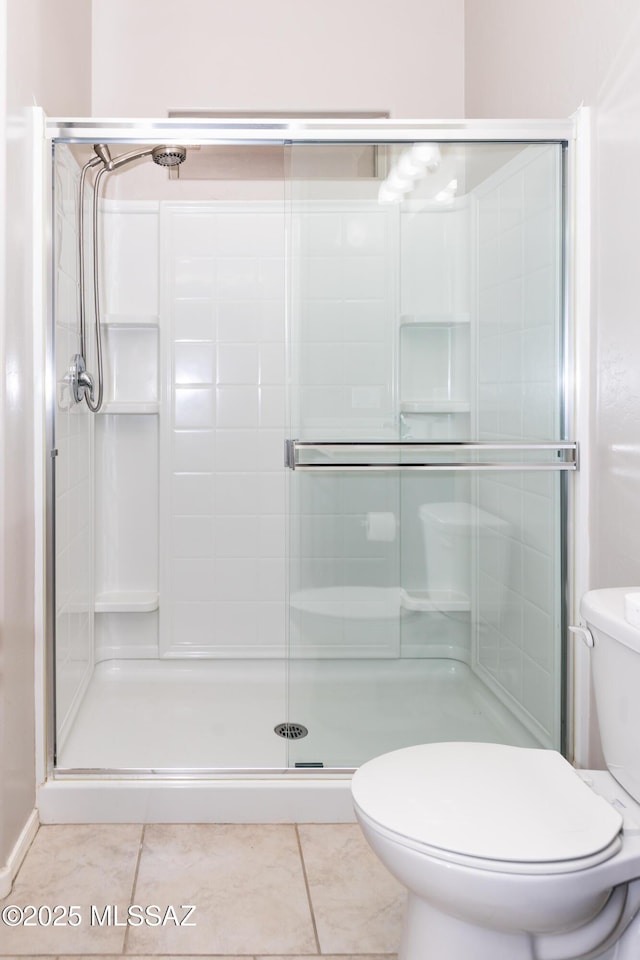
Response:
0,809,39,898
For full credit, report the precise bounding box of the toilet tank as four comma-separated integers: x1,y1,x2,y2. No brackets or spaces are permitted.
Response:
581,588,640,803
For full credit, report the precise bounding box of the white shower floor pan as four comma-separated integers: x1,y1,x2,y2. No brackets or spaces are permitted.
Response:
41,657,540,824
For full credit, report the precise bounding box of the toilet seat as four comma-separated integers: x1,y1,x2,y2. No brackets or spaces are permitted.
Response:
352,742,623,872
354,802,623,875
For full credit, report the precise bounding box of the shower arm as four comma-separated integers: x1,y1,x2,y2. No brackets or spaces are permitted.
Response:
101,146,154,170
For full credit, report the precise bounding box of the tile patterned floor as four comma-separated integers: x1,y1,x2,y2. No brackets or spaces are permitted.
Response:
0,823,404,957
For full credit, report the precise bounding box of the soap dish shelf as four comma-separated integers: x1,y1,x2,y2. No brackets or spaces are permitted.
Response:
95,592,159,614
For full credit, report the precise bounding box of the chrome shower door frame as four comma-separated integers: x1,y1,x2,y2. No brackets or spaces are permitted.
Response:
40,115,579,787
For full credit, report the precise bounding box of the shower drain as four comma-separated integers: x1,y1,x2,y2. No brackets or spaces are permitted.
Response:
274,722,308,740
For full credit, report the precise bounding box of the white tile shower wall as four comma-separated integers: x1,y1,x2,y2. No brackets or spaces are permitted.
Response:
473,146,562,746
400,203,470,318
141,196,400,659
107,190,546,669
159,203,287,657
290,202,397,439
395,201,474,659
94,416,159,602
288,201,401,655
89,202,162,659
101,205,159,319
53,146,94,744
289,473,401,657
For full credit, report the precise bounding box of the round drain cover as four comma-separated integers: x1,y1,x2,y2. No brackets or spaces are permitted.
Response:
274,722,308,740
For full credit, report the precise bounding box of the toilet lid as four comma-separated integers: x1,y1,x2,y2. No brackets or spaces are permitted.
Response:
352,742,623,864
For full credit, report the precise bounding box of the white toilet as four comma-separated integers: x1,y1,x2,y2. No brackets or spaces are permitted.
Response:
351,588,640,960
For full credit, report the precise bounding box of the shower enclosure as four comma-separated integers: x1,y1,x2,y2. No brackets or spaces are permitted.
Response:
44,118,576,806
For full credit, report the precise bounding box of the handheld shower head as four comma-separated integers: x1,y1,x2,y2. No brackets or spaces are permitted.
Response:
91,143,187,171
152,145,187,167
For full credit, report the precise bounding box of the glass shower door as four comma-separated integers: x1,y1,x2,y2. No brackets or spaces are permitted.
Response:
285,140,571,769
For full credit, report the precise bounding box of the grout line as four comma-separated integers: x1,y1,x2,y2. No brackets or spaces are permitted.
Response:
121,822,147,956
295,824,321,955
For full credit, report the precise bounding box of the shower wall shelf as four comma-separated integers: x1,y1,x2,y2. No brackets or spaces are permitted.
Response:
98,401,160,415
400,313,470,326
95,592,159,614
398,313,470,427
101,314,159,327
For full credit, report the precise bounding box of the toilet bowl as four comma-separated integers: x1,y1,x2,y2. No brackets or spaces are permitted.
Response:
351,589,640,960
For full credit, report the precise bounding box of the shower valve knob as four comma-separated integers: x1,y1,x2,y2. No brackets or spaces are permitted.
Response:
68,354,95,403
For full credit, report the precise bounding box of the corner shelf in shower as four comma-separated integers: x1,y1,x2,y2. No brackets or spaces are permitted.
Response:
95,591,159,614
400,589,470,613
98,401,160,415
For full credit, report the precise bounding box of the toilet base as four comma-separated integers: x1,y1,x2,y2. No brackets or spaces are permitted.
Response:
401,894,535,960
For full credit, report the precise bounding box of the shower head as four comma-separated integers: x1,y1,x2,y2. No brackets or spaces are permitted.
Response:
151,145,187,167
92,143,187,171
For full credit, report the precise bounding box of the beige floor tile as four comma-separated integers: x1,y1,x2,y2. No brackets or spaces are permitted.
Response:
260,956,397,960
126,824,317,955
0,824,142,956
298,824,405,954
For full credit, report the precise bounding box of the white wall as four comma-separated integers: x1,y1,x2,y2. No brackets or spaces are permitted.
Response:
464,0,637,120
91,0,465,118
465,1,640,591
591,14,640,588
0,0,91,876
